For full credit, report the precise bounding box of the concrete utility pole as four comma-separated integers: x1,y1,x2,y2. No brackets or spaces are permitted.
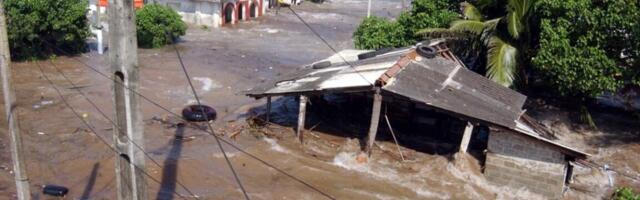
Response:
108,0,148,199
0,1,31,199
367,0,372,17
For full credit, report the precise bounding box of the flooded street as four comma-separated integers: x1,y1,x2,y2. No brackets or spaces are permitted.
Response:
0,0,638,199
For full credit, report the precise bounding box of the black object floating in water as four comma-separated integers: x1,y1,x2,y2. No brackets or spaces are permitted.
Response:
42,185,68,197
182,104,217,122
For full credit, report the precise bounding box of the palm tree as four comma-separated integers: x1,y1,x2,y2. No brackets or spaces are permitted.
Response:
419,0,534,87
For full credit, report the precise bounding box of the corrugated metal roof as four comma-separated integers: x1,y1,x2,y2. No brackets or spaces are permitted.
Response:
245,48,413,97
381,56,526,129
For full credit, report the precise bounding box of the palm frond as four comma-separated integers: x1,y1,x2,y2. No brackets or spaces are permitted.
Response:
461,2,483,21
506,0,533,39
449,20,486,35
483,18,500,33
481,18,501,44
486,36,517,87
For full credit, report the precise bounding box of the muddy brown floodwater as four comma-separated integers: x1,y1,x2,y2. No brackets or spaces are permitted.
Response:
0,0,638,199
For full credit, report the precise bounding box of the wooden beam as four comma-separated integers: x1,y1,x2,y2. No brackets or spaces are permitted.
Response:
366,89,382,155
266,96,271,123
459,122,474,153
296,95,307,143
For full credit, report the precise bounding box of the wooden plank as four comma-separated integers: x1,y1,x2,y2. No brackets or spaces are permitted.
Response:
459,122,474,152
296,95,308,143
366,89,382,155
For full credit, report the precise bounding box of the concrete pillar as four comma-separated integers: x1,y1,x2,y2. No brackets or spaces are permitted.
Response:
459,122,474,153
366,89,382,155
108,0,147,199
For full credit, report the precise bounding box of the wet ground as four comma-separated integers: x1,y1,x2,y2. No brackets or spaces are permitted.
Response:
0,0,639,199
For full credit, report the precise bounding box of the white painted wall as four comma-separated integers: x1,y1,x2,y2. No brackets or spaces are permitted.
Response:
153,0,223,28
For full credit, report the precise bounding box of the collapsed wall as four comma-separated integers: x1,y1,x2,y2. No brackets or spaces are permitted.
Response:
484,129,568,198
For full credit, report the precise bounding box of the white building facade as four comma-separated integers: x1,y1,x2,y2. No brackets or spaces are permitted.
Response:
150,0,269,28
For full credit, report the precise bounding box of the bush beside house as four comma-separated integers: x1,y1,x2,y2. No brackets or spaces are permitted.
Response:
353,0,457,50
136,4,187,48
4,0,90,60
353,17,409,50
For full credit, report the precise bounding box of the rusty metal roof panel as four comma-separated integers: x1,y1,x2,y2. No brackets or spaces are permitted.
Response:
381,57,526,129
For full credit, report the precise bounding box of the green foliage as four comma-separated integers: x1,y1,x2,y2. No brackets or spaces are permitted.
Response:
487,37,517,86
533,21,623,98
353,17,409,50
612,187,640,200
532,0,639,98
420,0,535,87
4,0,90,60
397,0,458,43
136,4,187,48
353,0,457,50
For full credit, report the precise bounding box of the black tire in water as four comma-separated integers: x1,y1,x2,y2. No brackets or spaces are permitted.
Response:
182,105,217,122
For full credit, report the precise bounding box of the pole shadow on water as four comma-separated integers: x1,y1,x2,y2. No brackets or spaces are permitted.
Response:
79,163,100,200
157,123,186,200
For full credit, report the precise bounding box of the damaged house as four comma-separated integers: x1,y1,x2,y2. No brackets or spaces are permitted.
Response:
245,41,589,198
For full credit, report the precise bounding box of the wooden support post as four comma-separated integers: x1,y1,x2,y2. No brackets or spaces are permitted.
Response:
384,114,405,161
366,89,382,155
296,95,307,143
0,2,31,199
266,96,271,123
459,122,474,153
109,0,147,199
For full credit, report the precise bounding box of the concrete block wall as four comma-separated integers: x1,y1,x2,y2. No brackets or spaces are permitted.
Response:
484,129,567,198
152,0,222,27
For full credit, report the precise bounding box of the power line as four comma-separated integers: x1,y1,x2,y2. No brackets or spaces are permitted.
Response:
286,6,374,87
171,44,250,200
40,41,335,199
41,60,199,199
35,61,191,200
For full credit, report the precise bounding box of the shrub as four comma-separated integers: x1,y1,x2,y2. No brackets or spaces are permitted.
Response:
353,16,409,50
4,0,90,60
396,0,458,43
352,0,458,50
136,4,187,48
532,0,639,98
612,187,640,200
